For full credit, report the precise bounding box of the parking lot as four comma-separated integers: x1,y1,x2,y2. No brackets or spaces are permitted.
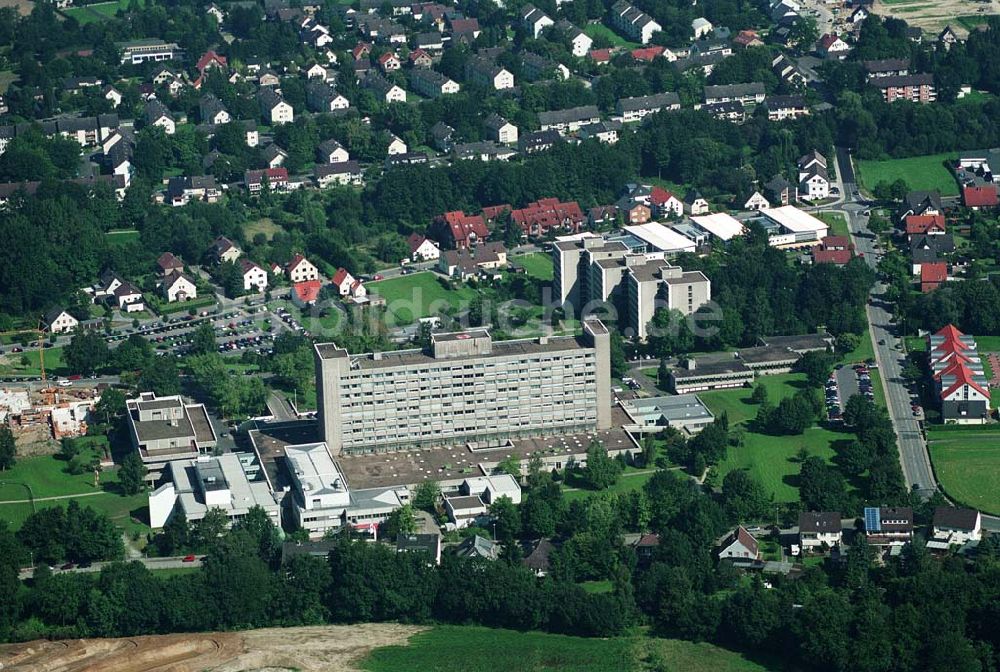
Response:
828,363,875,421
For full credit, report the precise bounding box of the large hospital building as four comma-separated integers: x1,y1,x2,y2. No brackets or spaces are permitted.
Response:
314,319,611,455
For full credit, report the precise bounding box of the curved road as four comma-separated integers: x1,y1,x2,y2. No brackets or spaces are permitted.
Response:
833,148,1000,531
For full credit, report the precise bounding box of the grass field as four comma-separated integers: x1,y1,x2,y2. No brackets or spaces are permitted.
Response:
0,449,110,501
957,14,999,31
0,347,66,377
368,272,478,324
155,295,217,315
515,252,554,282
856,153,958,197
928,428,1000,514
699,373,851,502
816,211,849,237
62,0,131,23
583,23,639,49
0,70,17,94
360,626,775,672
105,229,140,246
562,469,657,503
244,217,282,241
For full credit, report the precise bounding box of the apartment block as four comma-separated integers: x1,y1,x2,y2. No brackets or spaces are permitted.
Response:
126,392,218,484
625,258,711,339
314,320,612,455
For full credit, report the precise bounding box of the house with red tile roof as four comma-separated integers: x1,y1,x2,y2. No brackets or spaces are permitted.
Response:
196,50,228,74
928,324,991,423
962,184,998,209
812,235,854,265
352,42,372,61
630,45,665,62
905,214,946,237
510,198,584,237
428,210,490,249
156,252,184,276
589,48,613,64
649,186,683,217
377,52,401,72
291,279,322,307
332,267,355,295
718,526,760,560
733,29,763,48
817,34,850,58
407,233,440,261
481,204,513,222
920,261,947,292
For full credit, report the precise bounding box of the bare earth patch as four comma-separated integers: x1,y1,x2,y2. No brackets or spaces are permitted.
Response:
874,0,1000,34
0,624,426,672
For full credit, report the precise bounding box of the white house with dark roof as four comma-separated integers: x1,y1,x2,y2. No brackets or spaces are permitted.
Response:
287,254,320,282
162,271,198,302
521,4,554,38
484,114,518,145
240,259,268,292
718,525,760,560
798,511,842,550
258,88,294,124
931,507,981,545
45,308,79,334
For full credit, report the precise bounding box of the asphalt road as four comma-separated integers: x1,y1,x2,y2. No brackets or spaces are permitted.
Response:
18,555,203,580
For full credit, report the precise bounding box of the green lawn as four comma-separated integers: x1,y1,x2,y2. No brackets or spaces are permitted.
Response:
360,626,775,672
368,272,478,324
699,373,852,503
928,429,1000,514
0,70,17,94
515,252,554,282
839,328,875,366
856,153,958,197
718,426,847,504
0,442,111,501
562,468,657,503
957,15,999,31
244,217,282,241
155,295,217,315
105,229,140,246
62,0,142,24
583,23,639,49
0,347,66,377
816,211,849,238
869,369,887,407
580,580,613,594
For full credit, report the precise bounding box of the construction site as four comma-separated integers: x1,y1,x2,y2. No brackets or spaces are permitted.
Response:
0,384,101,456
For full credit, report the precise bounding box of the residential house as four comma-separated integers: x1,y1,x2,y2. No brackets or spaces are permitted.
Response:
632,533,660,565
704,82,766,105
113,282,145,312
430,122,455,151
332,267,357,296
439,242,508,280
718,526,760,560
817,33,850,58
408,233,441,261
377,52,401,73
905,214,946,238
454,535,499,560
871,74,936,103
164,175,220,206
408,49,433,68
743,191,770,211
261,144,288,168
306,81,350,112
931,507,981,545
465,57,514,90
692,17,713,39
938,26,959,50
317,139,350,164
409,68,460,97
733,29,764,48
609,0,662,44
257,69,282,88
910,233,954,274
863,58,910,80
511,198,584,237
199,94,230,125
616,198,652,224
900,190,943,219
797,150,830,201
812,236,854,265
287,254,320,283
363,72,407,103
162,271,198,303
291,280,323,308
103,85,123,108
258,88,294,124
929,324,991,423
448,17,482,43
386,133,408,155
522,539,555,576
519,129,562,154
578,120,622,144
429,210,490,249
555,20,593,57
798,511,842,550
962,184,998,209
614,92,681,123
240,259,268,292
157,252,184,276
396,534,442,565
849,5,869,24
315,161,363,187
537,105,601,134
484,114,518,145
144,99,175,135
211,236,242,264
863,506,913,546
521,4,554,38
206,3,225,21
650,187,684,217
683,190,710,215
764,95,810,121
45,309,79,335
245,167,289,194
305,62,328,80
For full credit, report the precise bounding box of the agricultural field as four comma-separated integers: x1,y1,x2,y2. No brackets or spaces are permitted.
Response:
367,272,478,324
360,626,776,672
514,252,554,282
856,152,958,196
928,428,1000,514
